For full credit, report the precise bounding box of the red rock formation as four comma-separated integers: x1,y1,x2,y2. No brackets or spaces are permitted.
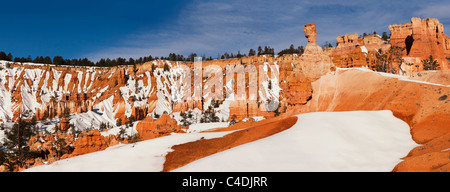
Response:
331,33,390,69
71,129,108,156
335,33,360,55
297,24,334,80
28,131,75,163
135,114,183,140
389,17,450,71
59,117,70,131
292,68,450,172
3,18,449,172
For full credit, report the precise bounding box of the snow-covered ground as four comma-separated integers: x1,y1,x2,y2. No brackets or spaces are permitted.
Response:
183,122,229,133
23,110,417,172
23,130,234,172
174,110,418,172
337,67,450,87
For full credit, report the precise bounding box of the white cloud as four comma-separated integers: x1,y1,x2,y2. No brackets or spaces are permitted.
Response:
85,0,449,61
415,4,450,21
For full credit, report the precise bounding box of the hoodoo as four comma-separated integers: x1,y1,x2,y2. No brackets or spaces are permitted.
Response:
298,24,334,80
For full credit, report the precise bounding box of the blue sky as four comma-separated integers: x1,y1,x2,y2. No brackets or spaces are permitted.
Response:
1,0,450,61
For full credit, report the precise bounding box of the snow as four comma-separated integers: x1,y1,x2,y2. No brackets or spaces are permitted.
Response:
40,71,51,103
51,69,62,99
360,46,368,54
23,130,235,172
107,71,114,79
173,110,418,172
20,81,41,116
77,71,83,93
183,122,230,133
92,85,109,102
64,73,72,92
337,67,450,87
22,110,418,172
242,116,265,122
68,96,119,132
83,72,90,92
0,70,13,121
0,129,5,145
171,108,204,125
259,62,281,106
94,95,118,125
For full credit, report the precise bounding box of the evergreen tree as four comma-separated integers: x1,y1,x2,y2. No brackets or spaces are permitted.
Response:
229,114,237,126
381,32,389,41
422,55,440,70
53,56,65,65
375,46,405,73
236,51,243,58
7,53,13,61
33,56,45,63
188,53,197,62
264,46,269,55
298,46,305,54
116,118,123,126
128,57,135,65
43,56,52,64
1,113,39,170
248,48,256,56
257,46,262,56
278,44,304,56
0,51,7,60
26,55,32,62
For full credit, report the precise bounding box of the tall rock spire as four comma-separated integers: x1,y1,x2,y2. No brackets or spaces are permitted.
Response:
297,24,334,80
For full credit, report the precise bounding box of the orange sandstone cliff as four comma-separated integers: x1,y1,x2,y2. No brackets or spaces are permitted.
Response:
0,17,448,172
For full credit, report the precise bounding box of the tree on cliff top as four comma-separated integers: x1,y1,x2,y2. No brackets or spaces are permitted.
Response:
248,48,256,56
278,44,304,56
381,32,389,42
0,51,13,61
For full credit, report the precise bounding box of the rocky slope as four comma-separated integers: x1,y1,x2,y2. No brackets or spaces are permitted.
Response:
293,68,449,171
1,17,449,172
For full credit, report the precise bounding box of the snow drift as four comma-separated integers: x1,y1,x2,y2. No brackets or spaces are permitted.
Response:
24,110,417,172
173,110,418,172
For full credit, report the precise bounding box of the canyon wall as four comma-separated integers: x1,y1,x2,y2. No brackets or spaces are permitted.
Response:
389,17,450,72
1,17,449,172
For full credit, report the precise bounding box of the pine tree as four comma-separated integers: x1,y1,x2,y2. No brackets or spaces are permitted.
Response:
298,46,304,54
26,55,32,62
53,56,65,65
43,56,52,64
116,118,123,126
422,55,440,70
375,46,405,73
0,51,7,60
257,46,262,56
248,48,256,56
382,32,389,41
229,114,237,126
2,112,39,170
236,51,243,58
6,53,13,61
